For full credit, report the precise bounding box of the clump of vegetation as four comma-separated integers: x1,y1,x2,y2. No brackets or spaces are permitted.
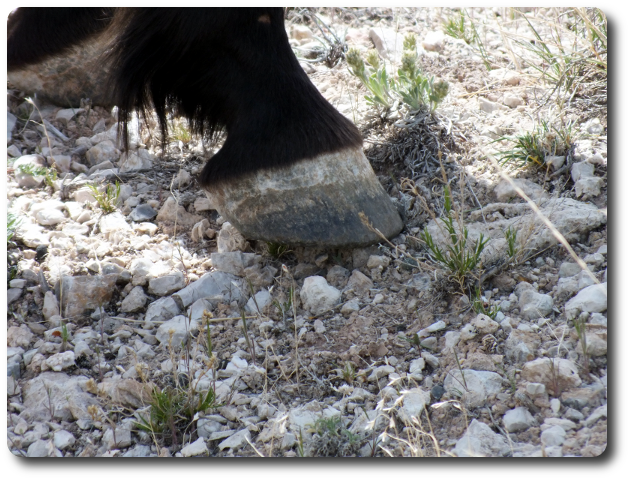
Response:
494,119,577,168
88,181,121,214
7,212,22,244
307,415,362,457
266,242,291,260
17,164,58,187
442,9,492,70
471,287,500,320
511,8,606,101
135,316,222,449
419,185,488,290
573,312,591,374
346,33,449,116
135,384,219,448
169,119,192,144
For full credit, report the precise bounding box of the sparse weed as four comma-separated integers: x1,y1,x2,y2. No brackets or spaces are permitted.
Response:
471,287,500,320
7,212,22,244
510,8,606,100
169,120,192,144
547,358,563,398
17,163,57,187
497,362,517,394
442,9,493,70
346,33,448,116
266,242,291,259
453,350,468,392
420,185,488,288
573,312,591,374
88,181,121,214
443,10,474,44
504,226,518,259
494,119,576,169
341,362,356,385
307,415,361,456
135,384,219,447
60,322,70,353
399,332,421,348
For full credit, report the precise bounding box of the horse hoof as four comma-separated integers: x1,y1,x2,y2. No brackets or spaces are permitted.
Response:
204,147,403,247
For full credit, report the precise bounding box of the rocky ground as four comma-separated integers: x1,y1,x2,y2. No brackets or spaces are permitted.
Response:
6,8,607,458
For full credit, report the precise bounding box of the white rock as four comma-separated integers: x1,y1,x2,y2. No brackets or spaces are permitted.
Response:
49,155,72,172
444,331,461,351
27,439,60,457
584,118,604,135
86,140,119,166
372,293,385,304
55,108,84,125
181,437,208,457
8,111,17,141
193,197,214,212
300,276,341,315
42,291,60,321
444,369,503,401
292,25,313,42
102,427,132,449
8,144,22,157
565,283,607,319
71,187,98,205
422,30,445,51
99,212,132,239
148,271,185,296
409,358,425,374
525,383,546,396
571,161,595,182
559,262,582,278
216,222,248,252
368,27,405,61
479,97,500,113
587,152,606,165
366,255,390,269
540,425,566,447
44,351,76,372
345,269,374,295
367,365,395,381
173,271,244,308
518,289,553,320
245,289,272,314
575,176,604,199
313,319,326,334
120,286,148,313
521,358,581,392
145,296,181,324
218,429,251,451
421,352,440,369
53,430,76,449
341,298,360,315
397,388,431,423
576,332,607,356
452,419,511,457
156,315,198,346
36,208,66,226
503,407,536,432
545,155,565,170
557,270,596,299
494,178,548,203
7,288,22,305
211,251,260,276
584,405,607,427
119,149,154,172
503,94,523,108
